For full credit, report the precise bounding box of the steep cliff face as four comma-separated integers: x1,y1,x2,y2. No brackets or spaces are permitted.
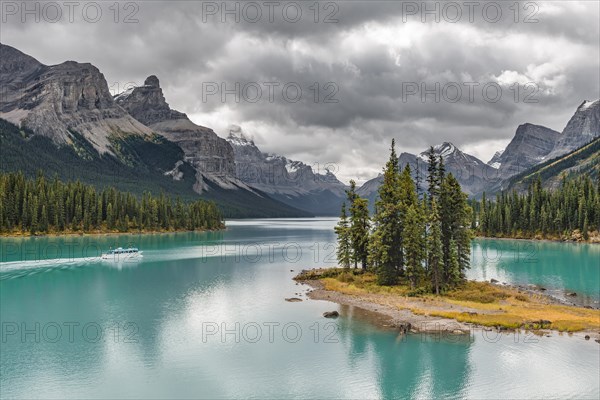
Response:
115,76,237,189
0,43,152,152
547,99,600,159
504,138,599,193
493,123,560,179
226,132,347,215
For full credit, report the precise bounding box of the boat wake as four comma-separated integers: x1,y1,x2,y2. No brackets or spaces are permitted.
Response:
0,257,102,280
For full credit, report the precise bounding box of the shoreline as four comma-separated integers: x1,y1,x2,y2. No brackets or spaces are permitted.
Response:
0,226,226,238
295,275,600,343
474,233,600,244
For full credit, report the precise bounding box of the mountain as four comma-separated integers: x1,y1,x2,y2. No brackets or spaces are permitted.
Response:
226,132,347,215
0,44,310,218
546,99,600,159
503,137,599,192
490,123,560,179
357,142,499,205
115,75,241,191
0,43,152,153
489,100,599,180
487,150,504,169
115,76,311,217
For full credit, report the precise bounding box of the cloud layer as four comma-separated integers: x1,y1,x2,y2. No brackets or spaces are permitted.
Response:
2,0,599,183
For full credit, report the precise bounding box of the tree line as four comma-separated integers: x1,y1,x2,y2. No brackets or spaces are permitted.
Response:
335,141,473,294
0,172,224,235
476,175,600,240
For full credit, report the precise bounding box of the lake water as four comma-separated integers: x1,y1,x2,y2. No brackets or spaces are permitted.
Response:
1,218,599,399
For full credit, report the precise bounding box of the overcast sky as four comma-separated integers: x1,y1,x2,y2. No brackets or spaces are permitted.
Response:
2,0,599,183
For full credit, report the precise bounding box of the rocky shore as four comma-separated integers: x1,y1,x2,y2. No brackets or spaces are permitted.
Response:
293,271,600,343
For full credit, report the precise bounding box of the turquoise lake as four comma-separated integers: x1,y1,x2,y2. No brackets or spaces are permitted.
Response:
1,218,599,399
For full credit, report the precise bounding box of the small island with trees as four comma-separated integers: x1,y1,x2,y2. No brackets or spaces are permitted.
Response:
295,141,600,339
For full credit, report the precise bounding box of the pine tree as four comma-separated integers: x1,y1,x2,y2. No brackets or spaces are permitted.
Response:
474,175,599,241
334,203,352,269
351,197,370,269
347,180,370,269
370,140,402,284
426,146,439,202
438,173,472,288
404,203,426,288
427,199,443,295
106,203,114,230
40,205,49,233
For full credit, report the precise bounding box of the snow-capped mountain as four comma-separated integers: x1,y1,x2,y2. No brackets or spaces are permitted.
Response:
226,131,348,215
488,151,504,169
358,142,499,205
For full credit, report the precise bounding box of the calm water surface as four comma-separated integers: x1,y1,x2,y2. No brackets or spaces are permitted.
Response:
1,218,598,399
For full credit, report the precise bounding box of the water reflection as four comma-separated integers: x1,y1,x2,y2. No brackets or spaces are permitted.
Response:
470,238,600,304
0,220,598,399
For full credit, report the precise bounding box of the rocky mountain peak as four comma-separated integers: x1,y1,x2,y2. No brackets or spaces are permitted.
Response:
546,99,599,159
227,131,255,147
144,75,160,88
0,43,151,152
434,142,457,158
488,150,504,169
115,75,186,125
493,123,560,178
579,99,599,111
226,129,347,214
116,78,237,184
0,43,44,79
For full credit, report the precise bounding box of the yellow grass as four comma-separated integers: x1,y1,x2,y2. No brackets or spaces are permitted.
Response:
302,270,600,333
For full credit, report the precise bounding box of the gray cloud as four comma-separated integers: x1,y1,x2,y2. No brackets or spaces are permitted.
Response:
1,0,598,183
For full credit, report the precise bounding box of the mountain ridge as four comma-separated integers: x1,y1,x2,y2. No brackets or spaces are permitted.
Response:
226,130,348,215
357,141,499,205
0,43,311,218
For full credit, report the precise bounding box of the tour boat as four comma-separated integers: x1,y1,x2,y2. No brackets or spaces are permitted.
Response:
101,247,142,260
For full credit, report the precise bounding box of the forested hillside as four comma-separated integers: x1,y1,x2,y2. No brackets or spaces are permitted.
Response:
477,175,600,241
0,172,223,235
0,119,311,218
503,137,600,192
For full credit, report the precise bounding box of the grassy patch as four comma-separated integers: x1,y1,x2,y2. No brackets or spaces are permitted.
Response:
445,281,510,303
296,268,600,333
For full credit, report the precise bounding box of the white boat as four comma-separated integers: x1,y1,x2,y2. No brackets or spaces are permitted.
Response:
101,247,143,261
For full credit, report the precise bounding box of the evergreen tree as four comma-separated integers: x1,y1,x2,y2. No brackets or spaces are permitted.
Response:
0,172,223,235
347,180,370,269
334,203,352,269
404,203,427,288
426,146,439,202
427,199,444,295
370,140,403,284
474,174,598,240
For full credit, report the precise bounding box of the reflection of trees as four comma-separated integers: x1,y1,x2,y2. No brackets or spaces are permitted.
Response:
338,311,473,399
